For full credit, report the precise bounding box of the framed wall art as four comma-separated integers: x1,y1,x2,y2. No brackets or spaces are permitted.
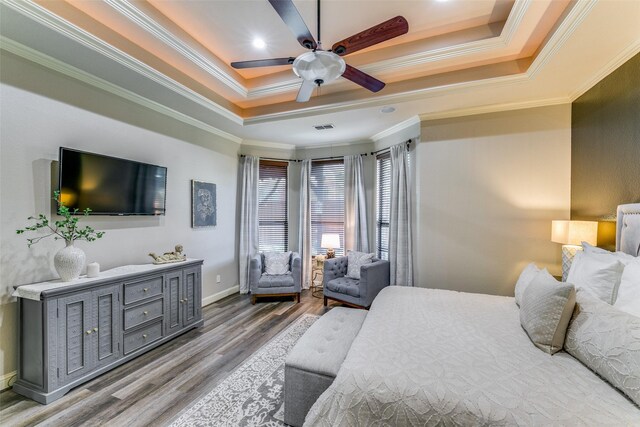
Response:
192,180,217,228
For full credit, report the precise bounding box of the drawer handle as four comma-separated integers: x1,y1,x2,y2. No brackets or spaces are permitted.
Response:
93,327,98,332
143,287,149,292
86,330,92,335
143,311,148,316
142,334,148,339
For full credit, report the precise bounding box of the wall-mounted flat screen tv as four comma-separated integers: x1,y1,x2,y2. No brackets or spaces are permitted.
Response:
58,147,167,215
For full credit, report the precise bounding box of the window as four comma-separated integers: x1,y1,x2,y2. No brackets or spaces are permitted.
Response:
376,153,391,260
258,160,288,252
310,160,345,256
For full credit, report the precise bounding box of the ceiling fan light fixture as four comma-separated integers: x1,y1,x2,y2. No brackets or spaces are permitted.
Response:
292,51,346,83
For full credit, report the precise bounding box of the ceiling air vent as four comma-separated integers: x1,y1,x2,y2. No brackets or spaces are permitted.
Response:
313,124,335,130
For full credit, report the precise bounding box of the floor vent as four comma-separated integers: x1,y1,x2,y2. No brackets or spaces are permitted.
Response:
313,124,334,130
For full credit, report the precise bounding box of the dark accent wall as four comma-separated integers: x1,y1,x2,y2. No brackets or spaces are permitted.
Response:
571,53,640,246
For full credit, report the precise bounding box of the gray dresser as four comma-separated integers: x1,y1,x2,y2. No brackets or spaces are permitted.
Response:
12,259,203,404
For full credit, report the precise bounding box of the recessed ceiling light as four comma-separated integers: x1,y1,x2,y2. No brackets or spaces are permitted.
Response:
252,38,266,49
380,106,396,114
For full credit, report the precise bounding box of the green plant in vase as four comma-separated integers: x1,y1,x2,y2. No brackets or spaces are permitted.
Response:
17,191,105,281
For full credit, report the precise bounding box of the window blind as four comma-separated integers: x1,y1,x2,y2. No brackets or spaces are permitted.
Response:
310,160,345,256
376,153,391,260
258,160,288,252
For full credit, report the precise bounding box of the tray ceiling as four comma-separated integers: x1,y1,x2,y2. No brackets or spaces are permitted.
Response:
2,0,640,146
31,0,568,113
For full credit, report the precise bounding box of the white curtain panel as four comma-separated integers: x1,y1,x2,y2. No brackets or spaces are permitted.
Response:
389,143,413,286
238,156,260,294
344,154,369,252
298,159,312,289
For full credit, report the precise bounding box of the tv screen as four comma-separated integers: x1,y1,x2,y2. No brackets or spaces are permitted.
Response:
58,148,167,215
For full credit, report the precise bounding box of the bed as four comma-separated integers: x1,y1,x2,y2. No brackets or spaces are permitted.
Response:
304,204,640,426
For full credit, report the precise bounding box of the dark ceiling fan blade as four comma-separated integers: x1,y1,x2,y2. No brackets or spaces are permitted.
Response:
296,79,316,102
332,16,408,56
231,57,295,69
341,64,385,92
268,0,317,50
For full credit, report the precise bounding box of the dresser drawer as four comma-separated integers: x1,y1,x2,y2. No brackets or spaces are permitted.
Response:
123,298,163,330
123,320,163,355
123,276,163,305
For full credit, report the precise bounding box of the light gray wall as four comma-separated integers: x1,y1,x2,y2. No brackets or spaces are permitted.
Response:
416,104,572,295
0,52,240,381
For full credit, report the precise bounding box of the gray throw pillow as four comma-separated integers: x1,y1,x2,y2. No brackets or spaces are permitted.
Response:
565,289,640,406
514,263,543,306
520,271,576,354
346,251,375,279
264,251,291,275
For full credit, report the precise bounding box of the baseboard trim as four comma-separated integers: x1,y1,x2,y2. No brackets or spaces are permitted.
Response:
1,371,17,391
202,285,239,307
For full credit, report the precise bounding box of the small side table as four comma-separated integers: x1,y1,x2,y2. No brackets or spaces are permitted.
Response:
310,256,325,299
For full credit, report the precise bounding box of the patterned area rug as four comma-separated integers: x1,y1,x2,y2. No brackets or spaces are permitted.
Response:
170,314,320,427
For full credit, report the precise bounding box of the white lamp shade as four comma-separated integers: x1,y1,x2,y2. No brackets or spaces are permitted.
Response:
551,220,598,246
321,233,341,249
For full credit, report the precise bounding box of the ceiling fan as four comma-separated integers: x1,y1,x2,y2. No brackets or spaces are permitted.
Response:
231,0,409,102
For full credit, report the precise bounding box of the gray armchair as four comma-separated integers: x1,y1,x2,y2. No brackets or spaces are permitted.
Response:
250,252,301,304
323,256,390,308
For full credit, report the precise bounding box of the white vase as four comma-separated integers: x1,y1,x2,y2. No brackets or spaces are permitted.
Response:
54,241,86,282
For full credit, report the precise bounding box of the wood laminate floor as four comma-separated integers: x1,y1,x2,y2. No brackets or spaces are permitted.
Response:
1,290,336,427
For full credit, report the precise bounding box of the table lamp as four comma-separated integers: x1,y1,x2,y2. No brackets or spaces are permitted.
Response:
321,233,341,259
551,220,598,281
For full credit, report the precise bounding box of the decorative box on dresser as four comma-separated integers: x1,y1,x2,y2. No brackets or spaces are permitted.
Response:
12,259,203,404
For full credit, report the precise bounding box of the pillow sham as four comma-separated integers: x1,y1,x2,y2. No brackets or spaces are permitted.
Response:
566,251,624,304
520,272,576,354
514,263,543,306
614,260,640,318
565,289,640,406
346,251,375,279
264,251,291,275
581,241,637,265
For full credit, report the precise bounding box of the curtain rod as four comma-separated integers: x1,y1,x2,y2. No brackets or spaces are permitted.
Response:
369,139,413,156
239,139,413,162
239,155,296,162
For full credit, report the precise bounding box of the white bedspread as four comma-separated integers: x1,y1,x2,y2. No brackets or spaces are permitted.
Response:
305,287,640,426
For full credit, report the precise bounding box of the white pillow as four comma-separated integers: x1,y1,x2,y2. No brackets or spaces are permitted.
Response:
264,251,291,275
514,263,543,306
566,251,625,304
581,241,637,265
346,251,375,279
614,260,640,317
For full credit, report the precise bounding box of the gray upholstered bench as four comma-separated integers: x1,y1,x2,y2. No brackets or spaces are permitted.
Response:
284,307,367,427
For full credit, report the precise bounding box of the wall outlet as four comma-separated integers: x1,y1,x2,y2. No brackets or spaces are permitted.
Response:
216,275,221,283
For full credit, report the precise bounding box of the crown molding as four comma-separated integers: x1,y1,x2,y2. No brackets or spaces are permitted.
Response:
104,0,248,97
1,0,244,125
527,0,597,78
371,116,421,142
568,40,640,102
240,139,296,150
0,36,242,144
418,96,570,123
244,71,530,125
501,0,531,45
